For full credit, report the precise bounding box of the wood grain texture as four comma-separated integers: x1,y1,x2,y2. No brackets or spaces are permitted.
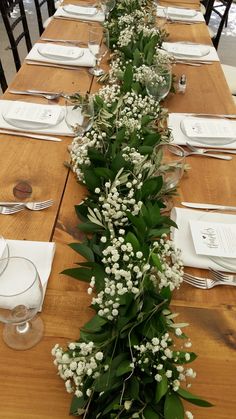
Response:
0,1,236,418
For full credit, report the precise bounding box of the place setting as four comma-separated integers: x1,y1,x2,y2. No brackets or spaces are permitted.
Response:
0,94,94,140
156,5,205,24
168,113,236,151
162,41,219,65
170,206,236,275
53,0,115,23
0,236,55,350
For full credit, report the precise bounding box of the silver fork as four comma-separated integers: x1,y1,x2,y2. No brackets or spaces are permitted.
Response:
0,205,24,215
183,273,236,289
0,199,54,211
209,268,236,284
186,142,236,155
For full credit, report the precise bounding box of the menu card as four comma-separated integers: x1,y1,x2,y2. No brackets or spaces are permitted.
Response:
63,4,97,15
38,44,82,59
182,118,236,139
167,7,196,17
5,102,62,126
190,220,236,258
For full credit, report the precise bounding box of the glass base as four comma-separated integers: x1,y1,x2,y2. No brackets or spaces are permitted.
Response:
89,67,105,76
3,316,44,350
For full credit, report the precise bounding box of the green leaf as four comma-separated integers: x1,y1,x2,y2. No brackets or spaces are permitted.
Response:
122,63,133,93
140,177,163,199
116,359,133,377
155,375,168,403
125,232,140,252
83,314,108,332
69,243,94,261
61,267,91,282
78,222,102,233
83,168,100,191
164,392,184,419
143,405,160,419
138,145,154,155
70,395,86,415
94,167,114,180
129,376,139,399
151,253,163,272
177,388,213,407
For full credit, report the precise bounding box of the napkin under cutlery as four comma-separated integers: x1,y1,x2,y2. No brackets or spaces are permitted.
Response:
54,5,105,22
0,239,55,310
170,207,236,272
26,43,95,68
162,42,219,62
168,113,236,149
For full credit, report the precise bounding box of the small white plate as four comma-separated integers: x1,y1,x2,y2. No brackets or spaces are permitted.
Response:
63,5,97,16
37,44,84,61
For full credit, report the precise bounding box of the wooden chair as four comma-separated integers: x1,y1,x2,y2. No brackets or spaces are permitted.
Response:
0,60,8,93
33,0,56,35
204,0,233,49
0,0,32,71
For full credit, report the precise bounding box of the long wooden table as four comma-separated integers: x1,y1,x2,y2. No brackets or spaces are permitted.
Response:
0,2,236,418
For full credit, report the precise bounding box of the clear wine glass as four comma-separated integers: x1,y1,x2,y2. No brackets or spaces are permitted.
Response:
145,63,172,102
0,256,44,350
100,0,115,19
65,95,94,136
155,144,185,191
88,27,109,76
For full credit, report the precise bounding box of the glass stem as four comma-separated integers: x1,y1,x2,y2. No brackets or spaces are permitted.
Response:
16,321,30,334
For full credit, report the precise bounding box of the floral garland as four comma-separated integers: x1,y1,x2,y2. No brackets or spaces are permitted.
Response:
52,1,211,417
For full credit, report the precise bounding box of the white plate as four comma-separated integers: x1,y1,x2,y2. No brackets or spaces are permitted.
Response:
37,45,84,61
168,43,210,58
2,105,65,131
0,237,9,276
198,212,236,271
63,5,97,16
180,118,236,146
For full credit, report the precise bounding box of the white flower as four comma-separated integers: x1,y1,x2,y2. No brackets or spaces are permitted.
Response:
95,352,104,361
185,411,194,419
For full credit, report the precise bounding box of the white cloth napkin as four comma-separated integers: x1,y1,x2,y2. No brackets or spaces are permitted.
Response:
168,113,236,149
170,207,236,272
157,6,205,22
26,43,95,68
0,100,74,136
54,5,105,22
162,42,219,61
0,239,55,310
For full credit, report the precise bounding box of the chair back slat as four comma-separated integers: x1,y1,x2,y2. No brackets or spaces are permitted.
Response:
204,0,234,49
0,0,32,71
33,0,56,35
0,60,8,93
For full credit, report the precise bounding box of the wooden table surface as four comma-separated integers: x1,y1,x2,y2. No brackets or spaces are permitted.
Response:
0,2,236,418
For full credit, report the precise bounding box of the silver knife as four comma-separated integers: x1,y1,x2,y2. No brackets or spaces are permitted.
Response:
181,202,236,211
41,37,87,46
0,129,62,142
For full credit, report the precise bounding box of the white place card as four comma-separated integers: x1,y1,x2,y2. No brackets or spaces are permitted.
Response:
167,7,196,17
63,4,97,15
164,44,202,57
5,102,62,126
182,118,236,139
190,220,236,258
38,44,82,59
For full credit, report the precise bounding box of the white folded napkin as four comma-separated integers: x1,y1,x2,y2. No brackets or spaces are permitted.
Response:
26,43,95,68
157,6,205,22
0,239,55,310
162,42,219,61
170,207,236,272
0,100,74,136
54,5,105,22
168,113,236,149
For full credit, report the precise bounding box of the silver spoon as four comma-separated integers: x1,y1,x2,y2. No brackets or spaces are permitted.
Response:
186,142,236,155
8,89,68,101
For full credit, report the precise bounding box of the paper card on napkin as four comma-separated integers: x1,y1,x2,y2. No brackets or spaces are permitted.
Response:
0,239,56,310
182,118,236,139
167,7,197,17
189,220,236,258
163,43,202,57
5,102,62,126
63,4,97,15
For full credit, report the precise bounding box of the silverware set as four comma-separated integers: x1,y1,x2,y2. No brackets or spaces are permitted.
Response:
0,199,53,215
183,268,236,289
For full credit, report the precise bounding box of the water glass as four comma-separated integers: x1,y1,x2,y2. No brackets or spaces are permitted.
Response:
155,144,185,191
65,95,94,136
145,63,172,102
0,256,44,350
100,0,115,18
88,27,109,76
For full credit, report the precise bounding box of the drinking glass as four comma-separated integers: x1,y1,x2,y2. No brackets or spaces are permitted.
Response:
0,257,44,350
145,63,172,102
88,27,109,76
65,95,94,136
155,144,185,191
100,0,116,19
